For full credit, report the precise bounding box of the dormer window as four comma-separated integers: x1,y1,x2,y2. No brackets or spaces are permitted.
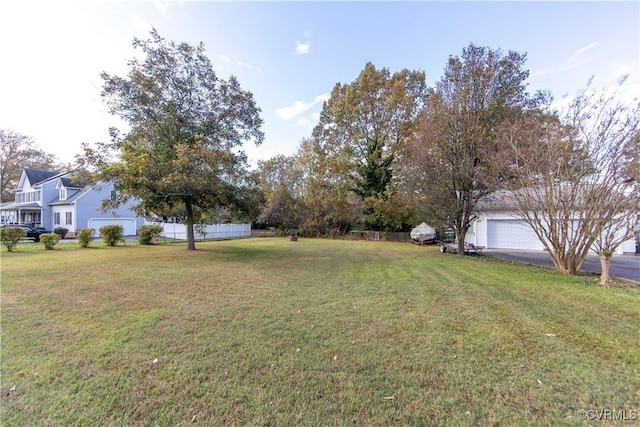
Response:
59,188,67,200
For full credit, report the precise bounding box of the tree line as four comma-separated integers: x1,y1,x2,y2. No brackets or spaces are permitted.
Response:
2,30,638,285
257,45,639,285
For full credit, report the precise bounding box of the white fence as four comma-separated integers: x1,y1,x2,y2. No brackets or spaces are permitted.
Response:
157,223,251,241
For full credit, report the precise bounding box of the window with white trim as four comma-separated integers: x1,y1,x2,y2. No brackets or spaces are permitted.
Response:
54,212,61,225
65,212,72,225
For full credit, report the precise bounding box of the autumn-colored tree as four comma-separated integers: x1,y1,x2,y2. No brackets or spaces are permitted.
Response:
82,29,263,250
294,137,358,237
496,79,640,283
311,62,427,231
257,185,305,235
403,44,535,254
257,154,305,200
0,129,59,202
256,154,307,233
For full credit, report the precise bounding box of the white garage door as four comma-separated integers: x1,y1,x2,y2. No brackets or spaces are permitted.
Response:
87,218,137,236
487,220,542,250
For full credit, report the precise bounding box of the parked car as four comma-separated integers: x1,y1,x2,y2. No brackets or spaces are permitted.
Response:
1,224,51,242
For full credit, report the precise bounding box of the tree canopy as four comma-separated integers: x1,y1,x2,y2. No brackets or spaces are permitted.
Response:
86,29,263,249
402,44,536,254
0,129,59,202
310,62,427,230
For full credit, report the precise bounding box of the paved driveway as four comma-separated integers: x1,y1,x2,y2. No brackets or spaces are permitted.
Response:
483,249,640,283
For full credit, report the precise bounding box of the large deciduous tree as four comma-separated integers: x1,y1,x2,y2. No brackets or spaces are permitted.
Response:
311,62,427,231
256,154,306,234
294,137,358,237
86,29,263,250
403,44,534,254
0,129,58,202
257,154,305,200
496,79,640,283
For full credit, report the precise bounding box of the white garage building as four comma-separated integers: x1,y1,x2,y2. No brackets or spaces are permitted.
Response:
465,193,637,254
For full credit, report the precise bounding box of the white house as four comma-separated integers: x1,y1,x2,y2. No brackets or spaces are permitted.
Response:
1,168,145,237
465,191,638,254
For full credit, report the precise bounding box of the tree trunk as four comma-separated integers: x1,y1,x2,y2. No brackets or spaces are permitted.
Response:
185,197,196,251
546,247,581,275
598,252,612,287
456,227,467,256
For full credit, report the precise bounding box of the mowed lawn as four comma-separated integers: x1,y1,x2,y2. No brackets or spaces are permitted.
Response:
1,238,638,426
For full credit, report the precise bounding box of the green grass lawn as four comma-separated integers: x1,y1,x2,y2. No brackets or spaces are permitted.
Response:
1,238,639,426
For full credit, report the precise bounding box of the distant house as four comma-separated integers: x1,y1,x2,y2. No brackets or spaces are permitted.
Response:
465,191,638,254
0,168,145,237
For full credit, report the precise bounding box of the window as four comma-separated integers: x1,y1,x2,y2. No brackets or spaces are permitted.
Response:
15,190,41,203
60,188,67,200
54,212,61,225
65,212,72,226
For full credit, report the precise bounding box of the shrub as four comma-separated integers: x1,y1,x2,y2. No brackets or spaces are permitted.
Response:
76,228,95,248
99,225,124,246
137,224,164,245
53,227,69,239
40,233,61,250
1,227,27,252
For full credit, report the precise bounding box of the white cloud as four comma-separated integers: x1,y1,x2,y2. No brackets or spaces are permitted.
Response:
562,42,599,71
295,42,310,55
567,55,596,70
531,42,600,81
295,30,312,55
276,94,329,120
573,42,598,57
218,54,261,71
238,61,262,71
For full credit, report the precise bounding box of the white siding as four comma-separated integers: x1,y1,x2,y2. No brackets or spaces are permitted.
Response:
51,205,74,231
620,238,638,254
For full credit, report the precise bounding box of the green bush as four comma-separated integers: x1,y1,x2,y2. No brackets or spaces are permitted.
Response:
137,224,164,245
1,227,27,252
53,227,69,239
76,228,95,248
99,225,124,247
40,233,61,250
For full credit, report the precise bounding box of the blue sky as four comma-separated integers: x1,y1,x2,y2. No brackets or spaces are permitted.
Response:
1,1,638,167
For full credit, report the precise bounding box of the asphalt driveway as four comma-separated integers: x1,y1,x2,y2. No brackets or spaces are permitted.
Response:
483,249,640,283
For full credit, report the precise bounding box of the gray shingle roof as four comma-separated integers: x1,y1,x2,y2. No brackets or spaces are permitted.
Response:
24,169,60,185
49,187,89,205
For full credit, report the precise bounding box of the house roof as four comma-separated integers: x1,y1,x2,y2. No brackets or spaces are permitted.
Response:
58,177,83,188
0,202,19,211
24,169,61,185
476,190,519,211
49,187,90,205
0,202,40,211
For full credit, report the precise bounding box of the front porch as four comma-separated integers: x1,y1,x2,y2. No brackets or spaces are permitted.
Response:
0,202,44,227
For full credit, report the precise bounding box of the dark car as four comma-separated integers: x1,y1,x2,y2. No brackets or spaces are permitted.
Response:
1,224,51,242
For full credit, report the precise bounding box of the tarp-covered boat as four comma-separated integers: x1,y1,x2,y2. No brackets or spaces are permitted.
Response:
410,222,437,244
